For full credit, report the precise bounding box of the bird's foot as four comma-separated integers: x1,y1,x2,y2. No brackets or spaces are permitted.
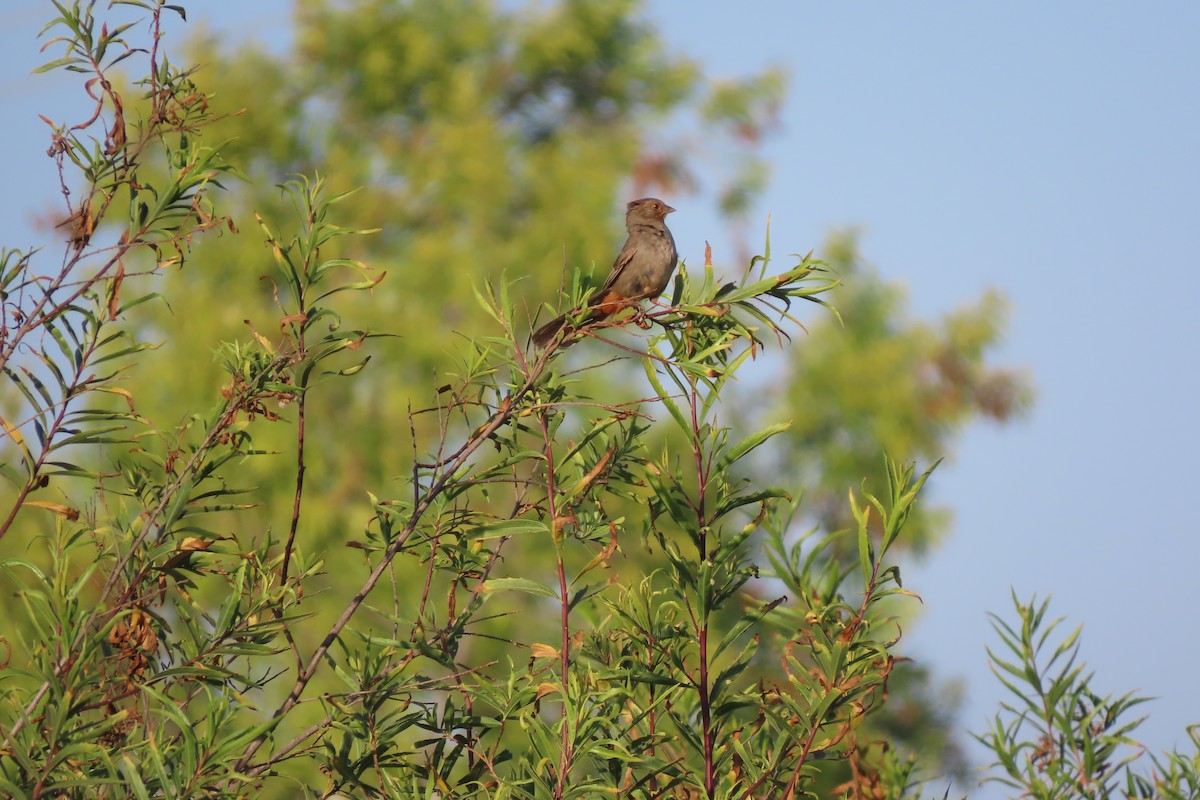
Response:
631,307,654,330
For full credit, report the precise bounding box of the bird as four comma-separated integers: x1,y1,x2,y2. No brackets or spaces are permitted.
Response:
532,197,678,349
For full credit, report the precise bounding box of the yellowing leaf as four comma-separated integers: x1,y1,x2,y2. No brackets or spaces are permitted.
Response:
25,501,80,521
530,643,559,660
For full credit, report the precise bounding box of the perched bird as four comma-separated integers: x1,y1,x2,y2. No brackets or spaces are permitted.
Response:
533,197,678,348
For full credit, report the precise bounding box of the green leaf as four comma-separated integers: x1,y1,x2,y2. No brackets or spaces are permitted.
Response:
33,56,84,74
850,488,873,585
481,577,558,599
716,421,791,472
642,357,690,435
472,518,547,538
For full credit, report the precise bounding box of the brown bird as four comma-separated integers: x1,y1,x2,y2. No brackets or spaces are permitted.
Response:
533,197,678,349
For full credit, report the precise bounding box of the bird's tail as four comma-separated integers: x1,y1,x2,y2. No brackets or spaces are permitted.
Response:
532,314,569,349
533,292,637,349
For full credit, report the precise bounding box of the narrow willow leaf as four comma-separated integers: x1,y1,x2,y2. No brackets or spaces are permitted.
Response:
481,577,558,599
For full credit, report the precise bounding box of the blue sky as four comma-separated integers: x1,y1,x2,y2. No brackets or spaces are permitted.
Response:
3,2,1197,795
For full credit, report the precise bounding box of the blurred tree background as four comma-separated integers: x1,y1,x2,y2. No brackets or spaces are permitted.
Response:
109,0,1031,784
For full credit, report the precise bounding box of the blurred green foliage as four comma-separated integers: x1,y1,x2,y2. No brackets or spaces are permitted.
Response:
126,0,788,541
770,231,1033,554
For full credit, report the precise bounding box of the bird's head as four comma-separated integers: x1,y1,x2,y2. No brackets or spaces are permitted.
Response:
626,197,675,223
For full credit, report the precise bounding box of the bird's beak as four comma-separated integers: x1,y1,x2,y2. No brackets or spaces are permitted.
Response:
664,204,676,215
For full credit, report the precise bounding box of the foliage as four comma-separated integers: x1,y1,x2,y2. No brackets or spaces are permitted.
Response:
126,5,1032,774
0,4,935,797
0,0,234,539
98,0,789,549
768,231,1035,555
736,230,1034,778
978,594,1200,799
106,3,1032,776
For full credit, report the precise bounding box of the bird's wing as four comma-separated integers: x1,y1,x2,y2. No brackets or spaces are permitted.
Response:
592,239,637,303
